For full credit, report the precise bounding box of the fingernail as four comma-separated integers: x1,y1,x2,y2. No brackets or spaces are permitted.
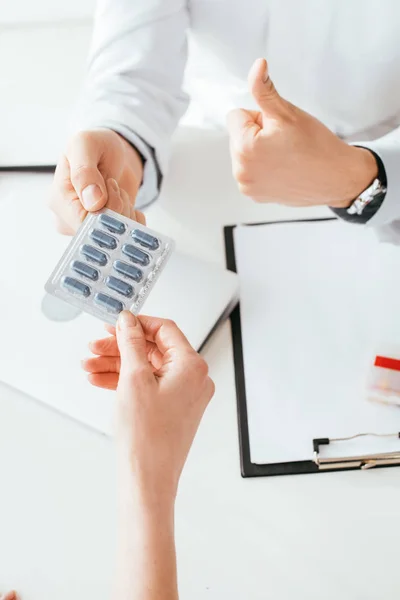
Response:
108,178,119,193
81,184,102,210
117,310,137,330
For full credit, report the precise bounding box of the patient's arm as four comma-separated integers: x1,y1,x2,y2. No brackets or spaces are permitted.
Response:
83,312,214,600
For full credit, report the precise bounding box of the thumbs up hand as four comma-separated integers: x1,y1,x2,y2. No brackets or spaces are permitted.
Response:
227,58,377,208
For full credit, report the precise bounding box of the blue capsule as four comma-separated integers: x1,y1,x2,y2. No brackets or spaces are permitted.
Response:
94,293,124,314
71,260,99,281
113,260,143,283
90,229,117,250
99,213,126,235
131,229,159,251
80,244,108,266
106,276,134,298
122,244,150,267
62,276,91,298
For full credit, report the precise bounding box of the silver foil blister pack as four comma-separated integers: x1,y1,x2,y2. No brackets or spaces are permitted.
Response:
45,209,175,324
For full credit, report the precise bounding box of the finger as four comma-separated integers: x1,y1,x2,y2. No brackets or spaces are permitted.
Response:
106,318,187,351
226,108,261,142
88,372,119,391
89,336,119,357
68,133,108,212
116,311,154,380
50,155,87,233
82,355,121,374
88,335,164,371
105,179,123,214
147,343,165,372
204,376,216,403
248,57,282,117
130,207,146,225
104,323,116,336
119,162,142,201
120,188,132,218
0,592,19,600
138,315,195,355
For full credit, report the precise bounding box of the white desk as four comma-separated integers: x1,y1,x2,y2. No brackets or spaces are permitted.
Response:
1,21,400,600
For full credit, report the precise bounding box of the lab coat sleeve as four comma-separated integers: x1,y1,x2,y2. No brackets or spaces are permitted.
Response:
72,0,190,208
357,127,400,235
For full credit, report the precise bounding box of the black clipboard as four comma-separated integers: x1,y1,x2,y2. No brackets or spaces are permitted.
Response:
224,218,400,478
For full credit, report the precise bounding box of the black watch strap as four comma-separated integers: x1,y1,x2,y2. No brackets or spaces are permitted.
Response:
330,147,387,224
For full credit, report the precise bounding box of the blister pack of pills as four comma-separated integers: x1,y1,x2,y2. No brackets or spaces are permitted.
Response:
45,209,175,324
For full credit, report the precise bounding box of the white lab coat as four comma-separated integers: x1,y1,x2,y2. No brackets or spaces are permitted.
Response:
74,0,400,228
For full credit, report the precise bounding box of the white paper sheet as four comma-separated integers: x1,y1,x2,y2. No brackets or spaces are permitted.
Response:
234,220,400,464
0,174,238,433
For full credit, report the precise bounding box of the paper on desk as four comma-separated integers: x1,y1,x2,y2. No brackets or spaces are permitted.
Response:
0,174,113,433
234,219,400,464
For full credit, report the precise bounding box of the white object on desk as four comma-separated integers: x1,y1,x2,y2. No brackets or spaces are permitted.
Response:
0,173,238,433
234,219,400,465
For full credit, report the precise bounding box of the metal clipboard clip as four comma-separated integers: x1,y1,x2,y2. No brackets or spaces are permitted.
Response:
313,432,400,471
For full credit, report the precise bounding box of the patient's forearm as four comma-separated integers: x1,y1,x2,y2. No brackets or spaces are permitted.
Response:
114,465,178,600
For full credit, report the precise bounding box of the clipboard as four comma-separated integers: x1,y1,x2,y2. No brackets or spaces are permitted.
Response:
224,218,400,477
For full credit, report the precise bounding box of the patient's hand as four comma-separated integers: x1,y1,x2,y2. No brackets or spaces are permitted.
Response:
83,319,169,390
90,312,213,600
0,591,19,600
83,312,214,499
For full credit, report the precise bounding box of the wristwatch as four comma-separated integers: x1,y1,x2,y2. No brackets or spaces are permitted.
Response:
330,147,387,224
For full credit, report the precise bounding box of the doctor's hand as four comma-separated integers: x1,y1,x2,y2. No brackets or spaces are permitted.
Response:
49,129,144,235
82,312,214,497
227,58,378,208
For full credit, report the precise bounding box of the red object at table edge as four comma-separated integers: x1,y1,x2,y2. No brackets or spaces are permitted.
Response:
374,356,400,372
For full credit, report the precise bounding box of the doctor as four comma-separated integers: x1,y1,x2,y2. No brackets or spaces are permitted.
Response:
50,0,399,233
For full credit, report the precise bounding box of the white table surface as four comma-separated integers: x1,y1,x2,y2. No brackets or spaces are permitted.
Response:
1,20,400,600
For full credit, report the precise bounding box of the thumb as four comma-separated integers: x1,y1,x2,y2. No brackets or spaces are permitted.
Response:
248,58,282,117
68,133,108,212
116,311,153,379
